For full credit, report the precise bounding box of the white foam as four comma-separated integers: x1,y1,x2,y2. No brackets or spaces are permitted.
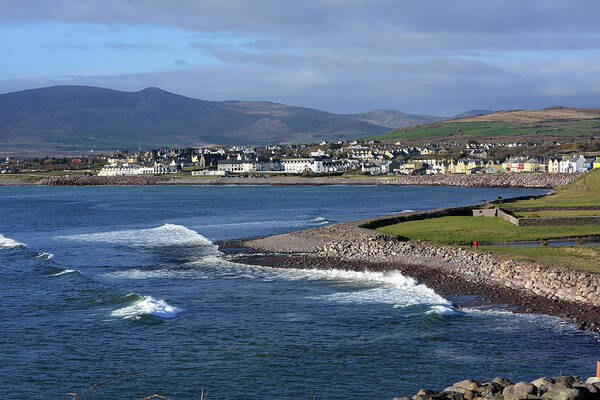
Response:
36,252,54,260
51,269,76,276
59,224,215,248
111,295,182,319
310,217,329,225
427,305,459,315
305,269,450,307
103,268,210,280
0,233,25,249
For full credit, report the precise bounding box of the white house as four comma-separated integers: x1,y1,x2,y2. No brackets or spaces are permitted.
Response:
547,158,560,173
217,160,257,173
560,155,587,173
309,149,327,157
281,158,326,174
98,162,178,176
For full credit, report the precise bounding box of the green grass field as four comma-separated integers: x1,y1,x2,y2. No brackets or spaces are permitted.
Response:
376,216,600,244
507,169,600,208
374,169,600,270
478,245,600,273
365,119,600,141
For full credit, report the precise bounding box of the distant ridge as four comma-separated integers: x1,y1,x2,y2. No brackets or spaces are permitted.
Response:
0,85,391,152
450,109,495,120
366,106,600,142
345,109,446,129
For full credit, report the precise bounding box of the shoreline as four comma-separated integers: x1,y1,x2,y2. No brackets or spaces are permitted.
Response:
0,172,579,188
229,252,600,331
220,205,600,333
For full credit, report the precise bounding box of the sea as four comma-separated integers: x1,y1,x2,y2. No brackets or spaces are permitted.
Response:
1,184,598,399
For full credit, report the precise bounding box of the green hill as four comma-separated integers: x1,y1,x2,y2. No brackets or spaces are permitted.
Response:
366,107,600,142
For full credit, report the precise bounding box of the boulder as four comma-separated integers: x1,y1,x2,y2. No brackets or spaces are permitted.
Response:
532,378,555,393
492,378,512,388
503,382,539,400
585,378,600,385
541,388,582,400
454,380,484,392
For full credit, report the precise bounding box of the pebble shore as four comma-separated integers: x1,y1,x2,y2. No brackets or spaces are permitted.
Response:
234,204,600,332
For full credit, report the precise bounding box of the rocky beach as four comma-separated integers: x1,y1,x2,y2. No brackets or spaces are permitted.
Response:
223,205,600,333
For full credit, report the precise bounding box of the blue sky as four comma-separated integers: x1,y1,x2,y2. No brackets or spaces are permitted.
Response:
1,1,599,115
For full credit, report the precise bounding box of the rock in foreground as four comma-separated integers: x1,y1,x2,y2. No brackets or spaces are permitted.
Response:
396,376,600,400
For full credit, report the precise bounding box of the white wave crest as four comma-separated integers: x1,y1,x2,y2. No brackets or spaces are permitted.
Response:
59,224,214,248
310,217,328,225
0,233,25,249
111,295,182,319
51,269,76,276
35,252,54,260
272,268,450,308
427,305,459,315
103,268,210,280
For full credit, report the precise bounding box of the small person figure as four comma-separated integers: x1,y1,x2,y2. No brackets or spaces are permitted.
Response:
474,240,478,248
470,241,473,248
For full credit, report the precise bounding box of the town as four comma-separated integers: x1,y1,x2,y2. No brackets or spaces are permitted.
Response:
2,138,600,177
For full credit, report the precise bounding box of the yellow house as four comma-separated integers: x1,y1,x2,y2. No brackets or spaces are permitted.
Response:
523,160,542,172
593,157,600,169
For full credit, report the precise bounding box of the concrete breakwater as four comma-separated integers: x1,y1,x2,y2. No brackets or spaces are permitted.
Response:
317,236,600,309
397,376,600,400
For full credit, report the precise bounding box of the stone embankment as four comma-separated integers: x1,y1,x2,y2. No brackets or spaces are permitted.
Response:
317,236,600,308
397,376,600,400
15,172,579,187
35,175,168,185
377,173,578,188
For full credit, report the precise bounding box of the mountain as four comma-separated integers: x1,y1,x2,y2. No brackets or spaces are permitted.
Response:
366,106,600,142
450,109,494,119
345,109,446,129
0,85,389,152
444,106,600,124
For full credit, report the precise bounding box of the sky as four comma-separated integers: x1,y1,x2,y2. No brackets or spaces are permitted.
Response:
1,0,599,115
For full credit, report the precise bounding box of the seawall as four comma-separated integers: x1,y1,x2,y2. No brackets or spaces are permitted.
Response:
0,172,579,188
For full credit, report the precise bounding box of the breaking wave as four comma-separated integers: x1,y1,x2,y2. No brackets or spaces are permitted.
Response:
309,216,329,225
306,269,450,307
427,305,460,315
0,233,25,249
35,252,54,260
58,224,215,249
50,268,76,277
110,294,182,320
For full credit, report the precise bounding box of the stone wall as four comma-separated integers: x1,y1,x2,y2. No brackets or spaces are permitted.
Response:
360,206,474,229
518,216,600,226
497,208,520,225
473,209,497,217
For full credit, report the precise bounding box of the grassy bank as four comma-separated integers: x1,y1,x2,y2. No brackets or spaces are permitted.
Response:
376,216,599,244
507,170,600,207
479,245,600,273
375,169,600,271
366,118,600,141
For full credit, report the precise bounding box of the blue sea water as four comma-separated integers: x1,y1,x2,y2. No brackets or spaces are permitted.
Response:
0,185,598,399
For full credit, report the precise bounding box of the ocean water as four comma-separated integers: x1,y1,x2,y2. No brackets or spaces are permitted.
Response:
1,185,598,399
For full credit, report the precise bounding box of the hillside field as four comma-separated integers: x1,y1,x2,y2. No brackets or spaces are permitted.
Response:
366,119,600,141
